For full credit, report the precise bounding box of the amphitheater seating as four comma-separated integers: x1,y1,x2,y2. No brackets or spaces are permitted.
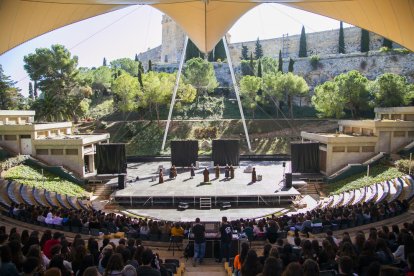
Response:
375,181,388,204
20,185,35,206
33,188,49,207
364,184,376,203
56,193,71,209
45,190,59,208
66,195,81,210
393,179,403,201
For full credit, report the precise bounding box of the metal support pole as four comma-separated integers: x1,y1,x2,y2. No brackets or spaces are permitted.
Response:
161,36,189,151
222,36,252,151
409,153,412,175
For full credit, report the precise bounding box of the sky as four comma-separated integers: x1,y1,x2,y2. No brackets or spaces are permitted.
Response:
0,3,352,96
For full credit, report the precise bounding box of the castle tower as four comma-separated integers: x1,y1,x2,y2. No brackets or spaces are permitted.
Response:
161,15,186,63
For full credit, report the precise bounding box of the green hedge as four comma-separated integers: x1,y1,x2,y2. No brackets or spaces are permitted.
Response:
328,165,404,195
4,165,87,197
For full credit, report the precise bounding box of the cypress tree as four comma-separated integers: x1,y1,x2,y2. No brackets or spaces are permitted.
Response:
360,29,370,52
299,26,307,57
338,21,345,54
382,37,393,49
185,39,202,61
278,50,283,72
135,54,139,62
28,82,34,100
34,81,38,99
103,57,107,66
138,62,143,88
214,39,226,61
257,59,262,78
249,52,255,76
241,44,249,60
255,38,263,59
207,50,214,62
148,60,152,72
288,58,295,72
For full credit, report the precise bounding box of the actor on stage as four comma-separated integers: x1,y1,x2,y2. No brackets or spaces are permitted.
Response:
203,168,209,182
215,164,220,179
190,164,195,179
230,165,235,179
252,167,257,183
159,169,164,184
224,164,230,179
169,165,176,179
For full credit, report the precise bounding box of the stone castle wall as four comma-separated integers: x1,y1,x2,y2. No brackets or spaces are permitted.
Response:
228,27,387,63
137,15,393,67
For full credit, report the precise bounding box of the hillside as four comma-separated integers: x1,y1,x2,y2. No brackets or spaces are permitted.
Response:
80,119,337,156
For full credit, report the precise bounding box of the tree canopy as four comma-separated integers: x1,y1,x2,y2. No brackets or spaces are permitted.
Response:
183,57,218,94
369,73,413,107
24,44,88,121
0,65,25,110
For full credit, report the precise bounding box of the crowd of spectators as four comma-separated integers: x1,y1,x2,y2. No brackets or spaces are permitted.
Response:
0,226,174,276
7,198,410,243
2,220,414,275
230,221,414,275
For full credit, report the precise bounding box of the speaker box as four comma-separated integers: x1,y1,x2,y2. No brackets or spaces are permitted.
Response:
118,175,126,190
285,173,292,189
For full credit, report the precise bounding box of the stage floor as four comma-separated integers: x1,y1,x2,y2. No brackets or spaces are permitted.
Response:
112,161,298,198
126,207,287,222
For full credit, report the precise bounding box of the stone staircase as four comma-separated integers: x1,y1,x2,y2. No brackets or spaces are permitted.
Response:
184,260,229,276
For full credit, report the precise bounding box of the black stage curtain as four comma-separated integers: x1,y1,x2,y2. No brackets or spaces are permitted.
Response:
291,142,320,173
96,144,127,174
212,140,240,166
171,140,199,167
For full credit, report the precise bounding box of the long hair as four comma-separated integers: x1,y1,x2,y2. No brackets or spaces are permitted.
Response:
239,242,250,264
105,253,124,276
241,249,262,276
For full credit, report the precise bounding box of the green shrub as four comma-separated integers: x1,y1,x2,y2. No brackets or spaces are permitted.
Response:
328,165,404,195
395,159,414,174
379,46,392,53
4,165,87,197
394,48,410,54
0,155,29,171
309,55,320,70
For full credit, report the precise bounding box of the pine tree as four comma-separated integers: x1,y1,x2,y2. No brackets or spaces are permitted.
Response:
249,52,255,76
28,82,34,100
33,81,38,99
382,37,393,49
257,59,262,78
299,26,307,57
255,38,263,59
214,39,226,61
135,54,139,62
138,61,143,88
148,60,152,72
288,58,295,72
241,44,249,60
339,21,345,54
103,57,107,66
360,29,370,52
278,50,283,72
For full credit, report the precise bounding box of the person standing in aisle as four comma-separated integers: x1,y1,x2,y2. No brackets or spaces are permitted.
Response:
217,216,232,263
192,218,206,266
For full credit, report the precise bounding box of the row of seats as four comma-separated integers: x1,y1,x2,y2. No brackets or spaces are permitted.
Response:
320,175,413,209
0,179,90,211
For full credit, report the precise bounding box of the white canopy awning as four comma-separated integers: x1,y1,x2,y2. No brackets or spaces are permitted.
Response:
1,0,413,54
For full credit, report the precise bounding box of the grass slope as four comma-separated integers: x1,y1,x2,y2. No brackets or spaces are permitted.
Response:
4,165,88,197
327,165,405,195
